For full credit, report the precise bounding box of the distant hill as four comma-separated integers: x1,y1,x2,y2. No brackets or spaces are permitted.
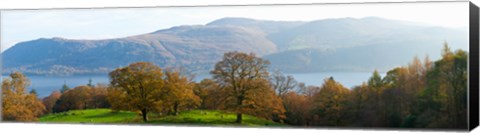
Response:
264,17,467,72
267,17,467,51
206,17,304,34
2,23,277,75
1,17,468,75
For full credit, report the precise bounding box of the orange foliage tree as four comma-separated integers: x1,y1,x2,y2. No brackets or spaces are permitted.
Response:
2,72,45,121
211,51,285,123
54,86,92,112
312,77,350,126
108,62,165,122
160,70,200,115
42,91,62,114
194,79,225,110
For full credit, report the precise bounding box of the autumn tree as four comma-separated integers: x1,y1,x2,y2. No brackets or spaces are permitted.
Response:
380,67,411,127
415,43,468,128
270,71,298,98
54,85,92,112
106,85,128,112
194,79,223,109
311,77,350,126
2,72,45,121
42,91,62,114
343,42,467,129
269,71,314,125
90,84,110,109
378,55,431,127
348,83,375,126
211,51,285,123
299,85,321,98
242,79,286,122
108,62,165,122
282,91,314,126
367,70,390,126
52,83,111,113
161,70,200,115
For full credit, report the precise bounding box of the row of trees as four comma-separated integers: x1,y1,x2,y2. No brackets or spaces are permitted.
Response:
1,72,112,121
44,84,110,113
107,63,200,122
106,52,285,123
1,43,468,129
273,43,467,129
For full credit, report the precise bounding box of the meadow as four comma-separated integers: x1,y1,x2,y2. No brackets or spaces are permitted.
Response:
40,109,284,127
3,46,469,129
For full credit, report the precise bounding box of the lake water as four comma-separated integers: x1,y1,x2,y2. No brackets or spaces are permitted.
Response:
1,72,382,98
1,75,110,98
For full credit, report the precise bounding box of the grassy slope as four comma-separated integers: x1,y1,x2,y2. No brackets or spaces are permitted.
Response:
40,109,284,127
39,109,137,123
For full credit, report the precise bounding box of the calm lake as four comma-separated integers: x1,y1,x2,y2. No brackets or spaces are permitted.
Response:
1,72,383,98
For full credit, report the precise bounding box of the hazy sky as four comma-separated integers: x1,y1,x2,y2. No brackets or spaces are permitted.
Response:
0,1,469,52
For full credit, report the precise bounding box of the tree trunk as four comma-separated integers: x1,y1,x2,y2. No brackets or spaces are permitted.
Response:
141,108,148,122
174,101,179,115
236,113,242,123
235,96,244,123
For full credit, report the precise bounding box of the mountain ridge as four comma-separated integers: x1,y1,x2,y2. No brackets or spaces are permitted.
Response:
2,17,468,75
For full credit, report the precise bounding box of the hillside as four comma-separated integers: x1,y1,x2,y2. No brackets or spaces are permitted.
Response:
206,17,304,34
264,40,463,72
264,17,467,72
3,24,276,75
2,17,468,75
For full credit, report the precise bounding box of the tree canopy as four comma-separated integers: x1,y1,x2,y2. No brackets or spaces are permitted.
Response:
211,51,285,123
108,62,165,122
2,72,45,121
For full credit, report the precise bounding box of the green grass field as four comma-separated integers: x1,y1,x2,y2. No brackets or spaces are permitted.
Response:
39,109,137,123
39,109,284,127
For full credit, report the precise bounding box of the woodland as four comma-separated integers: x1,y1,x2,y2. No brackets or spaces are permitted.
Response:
1,43,468,129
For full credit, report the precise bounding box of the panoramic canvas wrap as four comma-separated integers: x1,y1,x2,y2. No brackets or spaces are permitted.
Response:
0,1,478,131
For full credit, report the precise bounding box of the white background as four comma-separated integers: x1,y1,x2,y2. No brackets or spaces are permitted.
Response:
0,0,478,133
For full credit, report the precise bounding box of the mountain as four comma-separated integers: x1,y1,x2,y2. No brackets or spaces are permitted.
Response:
2,23,277,75
264,17,468,72
206,17,304,34
265,41,456,73
1,17,468,75
267,17,467,51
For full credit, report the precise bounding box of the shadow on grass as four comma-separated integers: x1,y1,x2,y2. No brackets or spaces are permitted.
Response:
145,111,284,127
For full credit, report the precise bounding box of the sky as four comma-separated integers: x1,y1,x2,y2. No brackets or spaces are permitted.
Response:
0,1,469,52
